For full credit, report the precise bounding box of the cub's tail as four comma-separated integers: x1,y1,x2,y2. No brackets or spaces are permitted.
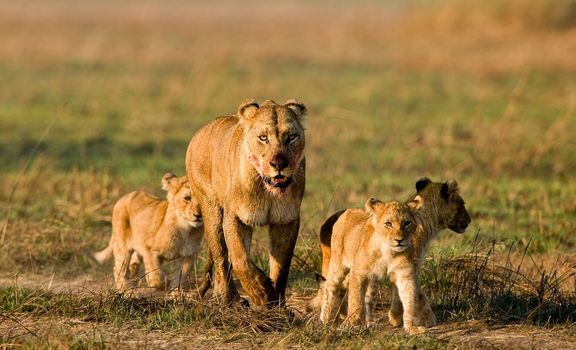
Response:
308,209,346,312
94,245,113,263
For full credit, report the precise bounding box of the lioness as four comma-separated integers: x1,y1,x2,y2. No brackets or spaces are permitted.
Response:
320,198,424,334
314,178,471,328
94,173,204,293
186,99,307,306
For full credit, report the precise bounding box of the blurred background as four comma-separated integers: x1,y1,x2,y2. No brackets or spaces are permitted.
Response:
0,0,574,278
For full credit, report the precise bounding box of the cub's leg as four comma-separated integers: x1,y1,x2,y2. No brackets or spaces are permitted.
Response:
390,286,436,327
320,267,349,325
388,284,403,327
176,256,195,291
176,231,203,291
345,270,369,326
395,269,426,335
224,215,276,307
128,253,142,280
269,220,300,305
201,202,238,304
112,245,134,293
416,290,436,327
142,250,164,290
364,280,376,326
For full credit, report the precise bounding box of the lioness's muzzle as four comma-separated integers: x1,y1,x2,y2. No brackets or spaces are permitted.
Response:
264,176,293,189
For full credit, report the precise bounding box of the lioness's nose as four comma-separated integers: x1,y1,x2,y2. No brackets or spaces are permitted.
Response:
270,154,288,171
394,237,404,243
193,213,202,219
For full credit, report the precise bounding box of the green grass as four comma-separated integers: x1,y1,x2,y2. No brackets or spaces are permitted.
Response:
0,0,575,348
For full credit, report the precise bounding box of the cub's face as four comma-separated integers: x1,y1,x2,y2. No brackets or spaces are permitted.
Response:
238,100,307,195
366,199,417,253
415,178,471,234
444,191,470,233
162,174,203,228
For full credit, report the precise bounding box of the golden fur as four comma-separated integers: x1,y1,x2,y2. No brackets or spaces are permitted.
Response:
185,99,307,306
94,173,204,293
319,198,425,334
314,178,471,329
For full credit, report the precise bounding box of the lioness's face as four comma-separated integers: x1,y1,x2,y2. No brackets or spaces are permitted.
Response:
366,199,416,253
239,100,307,195
163,174,203,228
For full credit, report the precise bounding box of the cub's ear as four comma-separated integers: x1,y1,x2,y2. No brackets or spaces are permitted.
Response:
237,99,260,120
441,182,449,200
365,197,382,215
407,194,424,210
285,99,307,122
416,177,432,192
161,172,178,191
446,179,459,192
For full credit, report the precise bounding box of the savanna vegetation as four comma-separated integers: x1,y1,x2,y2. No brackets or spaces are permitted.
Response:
1,0,575,348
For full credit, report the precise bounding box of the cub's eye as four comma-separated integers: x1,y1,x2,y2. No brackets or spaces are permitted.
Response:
385,222,393,228
404,221,412,228
286,134,298,142
184,196,192,202
258,135,268,142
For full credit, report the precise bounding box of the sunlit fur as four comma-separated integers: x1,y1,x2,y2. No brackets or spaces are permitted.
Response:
319,198,426,335
313,178,471,330
94,173,204,293
185,99,307,306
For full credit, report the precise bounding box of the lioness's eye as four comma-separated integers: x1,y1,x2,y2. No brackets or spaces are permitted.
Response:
258,135,268,142
184,196,191,202
385,222,393,228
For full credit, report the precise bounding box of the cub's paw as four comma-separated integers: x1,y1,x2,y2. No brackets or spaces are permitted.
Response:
387,309,403,327
416,310,437,327
405,325,426,335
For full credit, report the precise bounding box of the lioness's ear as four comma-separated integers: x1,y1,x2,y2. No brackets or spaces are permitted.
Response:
365,197,381,215
407,195,424,210
237,99,259,120
416,177,432,192
162,172,178,191
285,99,307,123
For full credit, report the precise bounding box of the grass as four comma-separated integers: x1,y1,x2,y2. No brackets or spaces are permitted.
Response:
0,0,575,348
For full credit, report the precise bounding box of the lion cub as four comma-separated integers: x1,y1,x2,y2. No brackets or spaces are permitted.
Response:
320,198,425,335
94,173,204,293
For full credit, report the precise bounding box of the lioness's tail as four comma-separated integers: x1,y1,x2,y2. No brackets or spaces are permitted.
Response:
308,209,346,311
94,245,113,263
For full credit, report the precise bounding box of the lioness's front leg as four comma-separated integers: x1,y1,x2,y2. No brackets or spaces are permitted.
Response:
202,202,238,304
269,220,299,304
224,214,277,306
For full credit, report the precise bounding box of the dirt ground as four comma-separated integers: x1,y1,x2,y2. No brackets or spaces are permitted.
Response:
1,275,574,349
